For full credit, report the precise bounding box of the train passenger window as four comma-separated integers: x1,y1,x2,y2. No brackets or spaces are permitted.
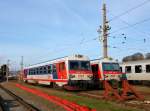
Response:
33,69,35,75
135,65,142,73
125,66,131,73
120,67,122,72
30,69,33,75
36,68,39,74
29,70,31,75
43,67,47,74
48,65,52,74
30,69,32,75
146,65,150,73
40,67,43,74
53,65,57,73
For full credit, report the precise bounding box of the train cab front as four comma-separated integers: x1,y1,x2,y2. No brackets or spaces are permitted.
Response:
68,60,93,87
102,62,122,81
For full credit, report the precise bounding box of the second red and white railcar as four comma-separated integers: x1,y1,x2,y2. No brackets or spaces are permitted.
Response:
91,58,122,81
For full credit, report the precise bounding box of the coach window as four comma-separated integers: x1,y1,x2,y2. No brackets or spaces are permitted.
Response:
33,69,35,75
29,70,31,75
48,65,52,74
36,68,39,74
120,67,122,72
30,69,33,75
44,66,47,74
30,69,32,75
48,66,50,73
125,66,132,73
135,65,142,73
53,65,57,73
146,65,150,73
40,67,42,74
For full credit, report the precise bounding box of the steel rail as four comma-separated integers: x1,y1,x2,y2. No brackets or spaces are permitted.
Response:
0,85,40,111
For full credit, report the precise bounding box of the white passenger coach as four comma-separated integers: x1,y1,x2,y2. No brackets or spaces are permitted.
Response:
120,59,150,80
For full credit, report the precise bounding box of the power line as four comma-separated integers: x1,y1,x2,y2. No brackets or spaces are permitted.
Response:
107,11,150,42
25,36,98,66
110,17,150,34
109,0,150,22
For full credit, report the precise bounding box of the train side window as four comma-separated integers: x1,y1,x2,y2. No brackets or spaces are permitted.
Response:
125,66,131,73
29,70,31,75
120,67,122,72
146,64,150,73
53,65,57,73
36,68,39,74
30,69,32,75
48,65,52,74
135,65,142,73
33,69,35,75
43,66,47,74
40,67,42,74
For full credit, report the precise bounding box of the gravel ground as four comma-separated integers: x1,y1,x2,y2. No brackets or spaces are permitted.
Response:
1,82,65,111
0,84,27,111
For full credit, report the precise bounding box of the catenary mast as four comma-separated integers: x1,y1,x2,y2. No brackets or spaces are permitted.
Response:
99,1,110,58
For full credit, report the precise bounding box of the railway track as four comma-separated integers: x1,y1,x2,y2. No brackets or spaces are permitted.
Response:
0,84,40,111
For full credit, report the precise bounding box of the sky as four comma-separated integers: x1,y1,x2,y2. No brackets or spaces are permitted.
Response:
0,0,150,70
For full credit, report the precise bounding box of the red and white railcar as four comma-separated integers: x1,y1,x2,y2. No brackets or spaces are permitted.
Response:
91,58,122,81
23,55,93,88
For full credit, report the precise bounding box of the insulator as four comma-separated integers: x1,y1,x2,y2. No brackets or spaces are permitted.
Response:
124,36,127,40
144,38,146,43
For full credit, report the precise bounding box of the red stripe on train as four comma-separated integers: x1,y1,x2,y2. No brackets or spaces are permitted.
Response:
103,71,122,75
69,70,92,74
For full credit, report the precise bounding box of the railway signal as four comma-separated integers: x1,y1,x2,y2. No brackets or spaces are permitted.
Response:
6,59,10,82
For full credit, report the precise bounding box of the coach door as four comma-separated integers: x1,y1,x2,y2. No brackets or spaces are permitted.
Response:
56,62,67,79
52,65,58,79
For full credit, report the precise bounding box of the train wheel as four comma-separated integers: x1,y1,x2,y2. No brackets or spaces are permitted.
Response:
49,82,53,88
51,82,59,88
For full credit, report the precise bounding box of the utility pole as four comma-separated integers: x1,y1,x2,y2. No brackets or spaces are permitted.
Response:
20,56,24,81
98,2,110,58
6,59,10,82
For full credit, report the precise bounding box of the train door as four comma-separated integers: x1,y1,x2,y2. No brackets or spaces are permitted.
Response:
91,64,101,80
56,62,67,79
52,65,58,79
23,69,28,78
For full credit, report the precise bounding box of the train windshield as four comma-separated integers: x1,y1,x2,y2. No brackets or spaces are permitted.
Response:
102,63,120,71
69,61,90,70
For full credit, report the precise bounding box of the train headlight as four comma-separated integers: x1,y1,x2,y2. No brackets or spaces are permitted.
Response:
69,75,75,78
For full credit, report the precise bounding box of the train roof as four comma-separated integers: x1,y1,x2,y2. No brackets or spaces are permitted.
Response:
91,58,117,64
120,59,150,65
25,54,90,69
